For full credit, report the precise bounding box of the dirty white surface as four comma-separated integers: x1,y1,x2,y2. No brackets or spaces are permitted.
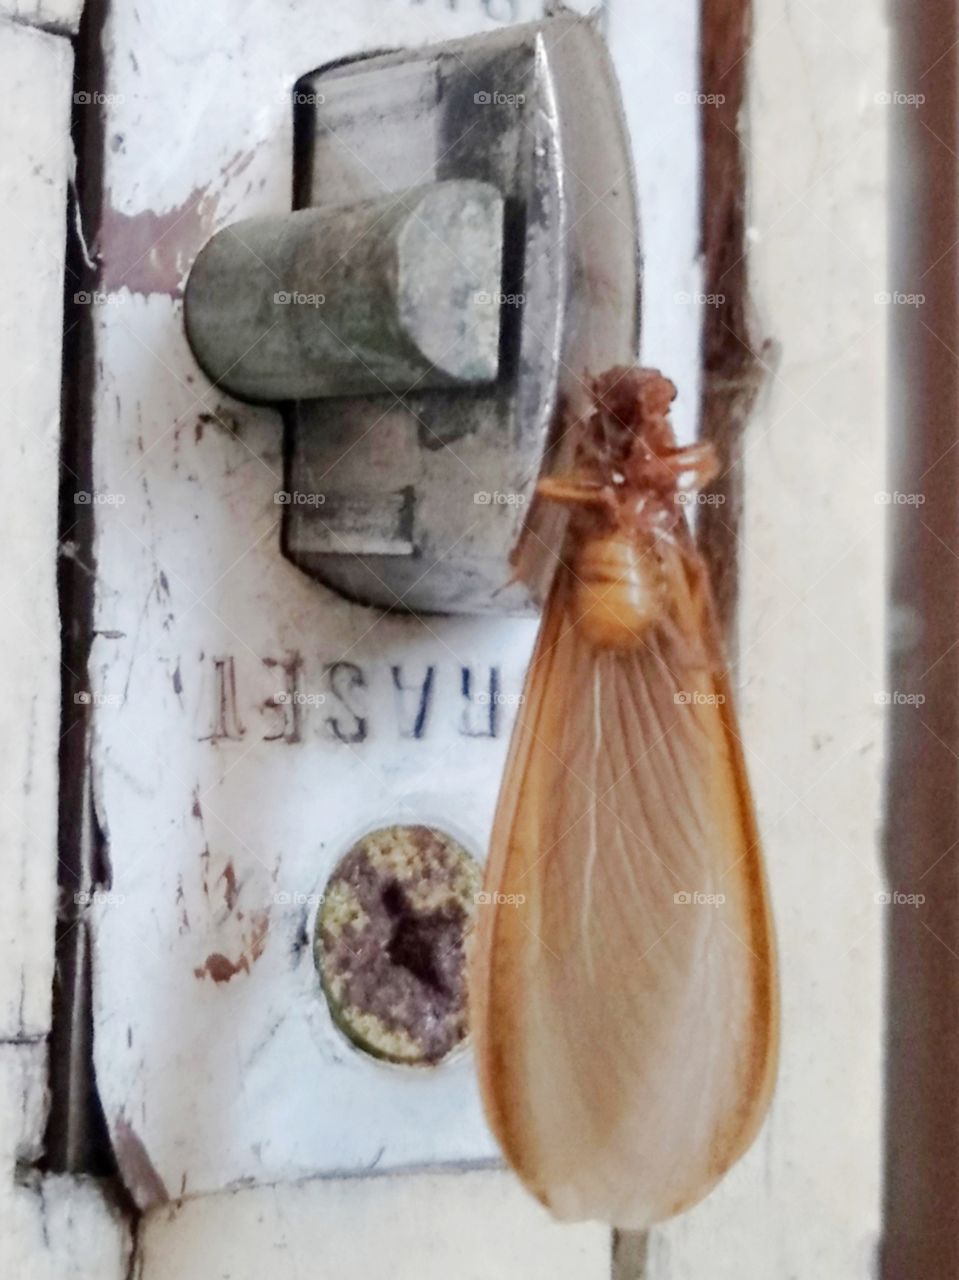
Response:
86,0,703,1216
645,0,887,1276
138,1167,610,1280
0,15,131,1280
0,1044,131,1280
608,0,702,442
0,15,69,1043
0,0,81,32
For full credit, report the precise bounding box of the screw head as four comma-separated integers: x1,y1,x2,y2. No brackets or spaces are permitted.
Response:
315,824,481,1066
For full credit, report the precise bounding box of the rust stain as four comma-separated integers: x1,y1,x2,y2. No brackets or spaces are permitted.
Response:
193,910,270,983
248,909,269,961
114,1115,169,1211
187,777,272,981
195,952,248,983
219,860,239,911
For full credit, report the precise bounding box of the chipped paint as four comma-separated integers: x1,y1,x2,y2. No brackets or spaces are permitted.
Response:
98,152,258,297
99,186,217,297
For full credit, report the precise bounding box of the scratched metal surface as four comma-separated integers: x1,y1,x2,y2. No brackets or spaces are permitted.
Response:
87,0,548,1209
84,0,704,1211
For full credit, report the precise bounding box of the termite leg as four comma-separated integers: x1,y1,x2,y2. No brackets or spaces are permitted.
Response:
667,441,720,490
537,474,618,516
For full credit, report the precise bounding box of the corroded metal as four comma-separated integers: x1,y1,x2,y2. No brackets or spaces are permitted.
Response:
184,180,503,401
315,825,480,1066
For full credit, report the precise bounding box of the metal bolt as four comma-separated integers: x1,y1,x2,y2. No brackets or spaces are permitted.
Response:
315,824,480,1066
184,180,504,402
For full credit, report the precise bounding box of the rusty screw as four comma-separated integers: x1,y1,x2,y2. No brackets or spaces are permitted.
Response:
315,824,480,1066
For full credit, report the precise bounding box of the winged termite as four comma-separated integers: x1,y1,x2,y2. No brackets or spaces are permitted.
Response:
469,366,778,1228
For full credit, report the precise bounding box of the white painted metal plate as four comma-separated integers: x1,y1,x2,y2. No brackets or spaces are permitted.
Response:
89,0,558,1209
86,0,703,1218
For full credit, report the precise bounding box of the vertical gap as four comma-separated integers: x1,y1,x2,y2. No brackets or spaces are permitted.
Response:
695,0,764,653
43,0,119,1180
882,3,959,1275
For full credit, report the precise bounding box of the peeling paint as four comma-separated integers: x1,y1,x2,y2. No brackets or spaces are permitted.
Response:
98,151,256,297
99,186,216,297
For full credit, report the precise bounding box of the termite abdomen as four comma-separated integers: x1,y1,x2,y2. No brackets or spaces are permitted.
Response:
570,532,666,649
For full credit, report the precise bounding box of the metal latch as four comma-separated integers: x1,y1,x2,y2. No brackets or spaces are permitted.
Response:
184,15,639,614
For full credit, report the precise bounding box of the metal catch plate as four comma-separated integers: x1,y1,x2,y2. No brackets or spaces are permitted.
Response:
285,16,639,614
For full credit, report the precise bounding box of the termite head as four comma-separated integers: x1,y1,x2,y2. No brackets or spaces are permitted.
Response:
592,366,717,503
538,365,718,539
592,366,678,459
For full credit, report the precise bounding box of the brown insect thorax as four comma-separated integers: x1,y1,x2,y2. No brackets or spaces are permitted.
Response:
540,367,718,650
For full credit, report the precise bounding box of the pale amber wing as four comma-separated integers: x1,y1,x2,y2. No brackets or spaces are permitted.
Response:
470,541,778,1228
